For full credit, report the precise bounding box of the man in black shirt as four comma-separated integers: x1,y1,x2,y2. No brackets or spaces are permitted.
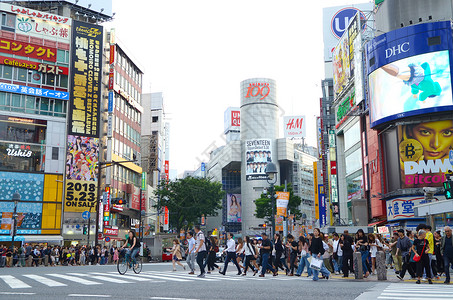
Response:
258,233,277,277
441,226,453,284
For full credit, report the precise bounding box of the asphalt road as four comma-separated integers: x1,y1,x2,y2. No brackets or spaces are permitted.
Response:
0,263,451,300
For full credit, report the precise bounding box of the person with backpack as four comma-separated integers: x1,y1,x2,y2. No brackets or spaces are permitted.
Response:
258,232,278,277
286,234,299,276
206,236,221,274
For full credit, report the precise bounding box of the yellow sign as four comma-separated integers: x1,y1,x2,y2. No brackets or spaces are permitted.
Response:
313,161,319,220
64,179,97,212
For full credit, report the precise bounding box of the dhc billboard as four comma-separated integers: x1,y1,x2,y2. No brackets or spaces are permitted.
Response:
365,21,453,128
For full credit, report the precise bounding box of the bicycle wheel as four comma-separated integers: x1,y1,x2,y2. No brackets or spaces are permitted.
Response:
133,256,142,274
117,256,128,275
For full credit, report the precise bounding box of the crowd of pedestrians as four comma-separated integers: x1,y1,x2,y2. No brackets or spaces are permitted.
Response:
0,243,152,268
172,224,453,284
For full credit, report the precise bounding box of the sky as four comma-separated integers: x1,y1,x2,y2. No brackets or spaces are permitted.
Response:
108,0,371,176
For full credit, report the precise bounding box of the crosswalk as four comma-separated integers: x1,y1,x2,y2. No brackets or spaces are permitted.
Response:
377,283,453,300
0,270,311,289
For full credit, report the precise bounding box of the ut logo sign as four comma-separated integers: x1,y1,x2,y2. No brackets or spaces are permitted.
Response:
331,8,363,38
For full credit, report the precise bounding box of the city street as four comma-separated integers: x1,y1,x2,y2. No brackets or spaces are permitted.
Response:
1,263,453,300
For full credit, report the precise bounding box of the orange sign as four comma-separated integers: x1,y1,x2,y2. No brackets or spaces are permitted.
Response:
276,191,290,217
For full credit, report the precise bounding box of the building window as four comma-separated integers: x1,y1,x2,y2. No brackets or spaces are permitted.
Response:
152,116,158,123
1,12,15,32
0,92,67,117
52,147,59,160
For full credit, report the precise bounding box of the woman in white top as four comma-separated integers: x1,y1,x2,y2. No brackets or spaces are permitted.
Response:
368,233,382,275
242,236,258,276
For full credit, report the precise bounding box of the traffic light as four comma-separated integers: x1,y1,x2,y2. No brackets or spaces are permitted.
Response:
118,198,123,205
82,224,88,235
258,224,267,228
444,178,453,199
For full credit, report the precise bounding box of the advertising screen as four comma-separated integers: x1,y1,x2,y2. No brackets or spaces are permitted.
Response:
398,120,453,188
226,194,241,223
245,139,272,181
369,50,453,127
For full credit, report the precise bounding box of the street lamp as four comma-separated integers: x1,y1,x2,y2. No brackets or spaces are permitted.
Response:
265,162,278,239
11,191,20,249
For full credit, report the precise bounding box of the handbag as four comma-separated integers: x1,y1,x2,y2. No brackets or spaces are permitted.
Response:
310,257,323,271
413,240,426,262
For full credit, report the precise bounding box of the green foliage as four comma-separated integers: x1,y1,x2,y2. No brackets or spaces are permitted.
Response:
254,183,302,223
154,176,224,231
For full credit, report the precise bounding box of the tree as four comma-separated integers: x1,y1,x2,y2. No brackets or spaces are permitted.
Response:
154,176,224,231
254,183,302,224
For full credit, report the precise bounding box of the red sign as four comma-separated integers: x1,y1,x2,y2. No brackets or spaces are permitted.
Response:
0,56,68,75
231,111,240,126
131,186,140,210
330,161,337,175
0,37,57,62
111,204,123,212
164,206,169,225
245,83,270,100
98,233,103,240
104,227,118,236
164,160,169,180
108,45,115,89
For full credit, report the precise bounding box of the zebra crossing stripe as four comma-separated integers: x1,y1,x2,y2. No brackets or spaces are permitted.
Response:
0,275,31,289
130,273,192,282
97,272,152,281
67,273,132,284
23,275,67,287
47,274,102,285
145,271,219,282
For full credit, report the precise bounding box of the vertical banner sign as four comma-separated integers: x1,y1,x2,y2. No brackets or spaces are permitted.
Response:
103,187,110,226
164,160,169,181
163,206,169,231
319,186,327,227
68,20,103,137
313,161,319,220
65,20,103,215
276,191,290,217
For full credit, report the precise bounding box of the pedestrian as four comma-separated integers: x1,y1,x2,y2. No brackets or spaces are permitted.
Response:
309,228,331,281
5,246,12,267
243,236,258,276
274,233,289,274
412,229,432,284
235,238,245,271
434,230,444,276
340,233,354,277
220,233,242,275
113,246,119,264
321,233,334,273
440,226,453,284
287,234,298,276
355,229,370,278
396,229,416,281
186,231,196,274
194,225,207,278
206,236,221,274
389,232,402,274
369,233,383,275
425,225,437,279
295,236,312,277
258,232,277,277
332,233,342,275
171,239,185,271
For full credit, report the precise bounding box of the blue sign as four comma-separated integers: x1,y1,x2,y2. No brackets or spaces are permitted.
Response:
82,211,90,220
105,236,110,242
331,8,364,39
0,83,69,100
450,150,453,166
201,162,205,172
318,184,327,227
108,91,113,113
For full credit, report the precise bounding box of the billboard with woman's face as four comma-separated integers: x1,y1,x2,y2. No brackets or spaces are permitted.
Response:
227,194,241,223
398,120,453,188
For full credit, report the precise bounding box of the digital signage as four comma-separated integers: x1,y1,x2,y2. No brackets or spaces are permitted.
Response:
398,120,453,188
366,21,453,128
226,194,241,223
245,139,272,181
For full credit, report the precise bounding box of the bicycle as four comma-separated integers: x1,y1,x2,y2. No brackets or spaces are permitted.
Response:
117,249,142,275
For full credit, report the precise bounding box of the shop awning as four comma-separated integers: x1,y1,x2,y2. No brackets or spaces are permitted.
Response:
368,220,386,227
0,235,25,242
23,235,63,244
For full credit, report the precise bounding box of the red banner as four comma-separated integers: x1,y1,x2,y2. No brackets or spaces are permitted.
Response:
131,186,140,210
0,37,57,62
104,227,118,236
164,206,169,225
0,55,68,75
164,160,169,180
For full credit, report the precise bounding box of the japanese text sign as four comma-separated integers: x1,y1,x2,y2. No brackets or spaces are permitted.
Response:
386,196,426,221
16,15,70,42
276,191,290,217
4,4,71,25
68,20,103,137
0,37,57,62
0,56,68,75
0,82,68,100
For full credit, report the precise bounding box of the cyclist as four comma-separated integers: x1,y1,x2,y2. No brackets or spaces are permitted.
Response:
121,229,140,267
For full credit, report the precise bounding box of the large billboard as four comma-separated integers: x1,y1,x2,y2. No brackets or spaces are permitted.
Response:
398,120,453,188
245,139,272,181
68,20,103,137
366,21,453,128
322,3,370,62
226,194,241,223
66,135,99,181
